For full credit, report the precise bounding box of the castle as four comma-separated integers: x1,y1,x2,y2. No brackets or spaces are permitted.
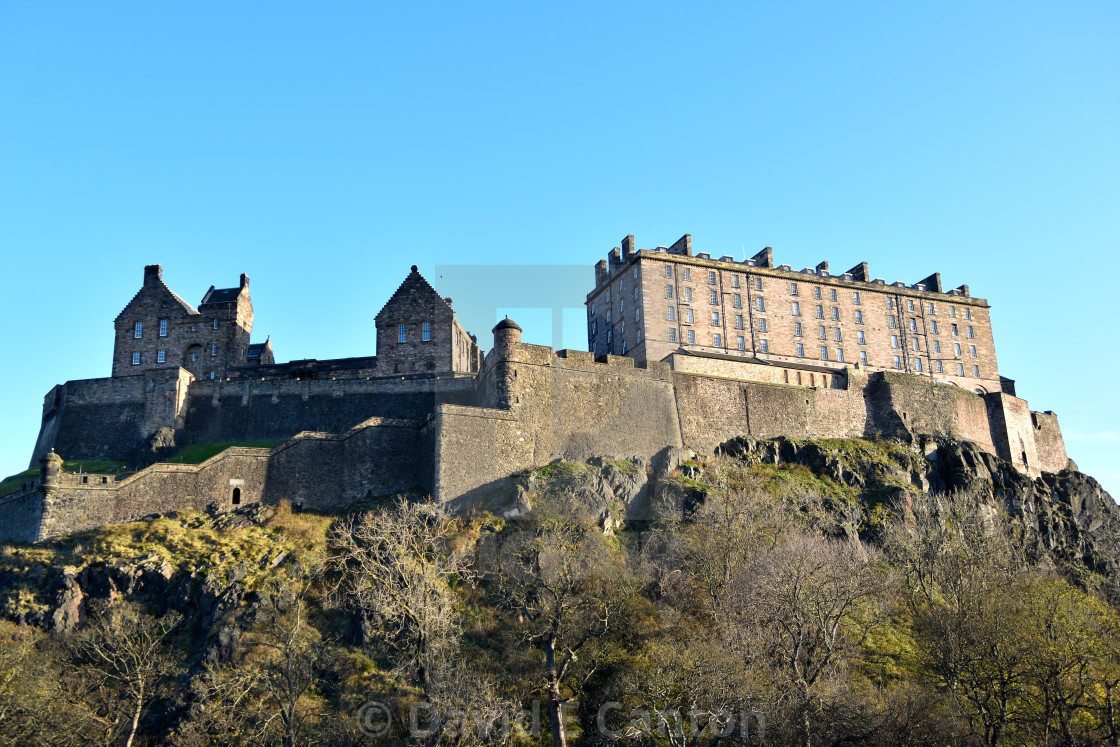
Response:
0,235,1069,543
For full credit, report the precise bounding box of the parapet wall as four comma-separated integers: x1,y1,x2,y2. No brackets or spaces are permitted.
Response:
31,416,424,541
31,369,193,466
184,375,475,445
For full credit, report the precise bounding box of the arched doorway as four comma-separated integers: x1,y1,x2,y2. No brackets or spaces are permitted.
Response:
232,487,241,505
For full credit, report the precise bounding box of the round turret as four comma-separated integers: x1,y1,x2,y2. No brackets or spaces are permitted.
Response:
491,316,522,361
40,449,63,489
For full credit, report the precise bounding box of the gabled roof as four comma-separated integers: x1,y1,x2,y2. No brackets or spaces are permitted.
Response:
374,265,454,321
114,270,199,323
247,340,271,359
200,287,242,304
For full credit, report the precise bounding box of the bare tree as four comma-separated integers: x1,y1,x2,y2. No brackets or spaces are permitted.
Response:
66,601,183,747
490,518,634,747
326,498,470,697
732,533,888,747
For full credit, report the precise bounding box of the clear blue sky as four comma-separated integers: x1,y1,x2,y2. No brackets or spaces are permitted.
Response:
1,2,1117,495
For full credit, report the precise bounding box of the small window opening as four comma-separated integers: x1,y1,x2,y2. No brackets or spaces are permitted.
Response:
232,487,241,505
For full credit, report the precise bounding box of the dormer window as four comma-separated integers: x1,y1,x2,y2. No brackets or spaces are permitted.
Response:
134,322,143,338
422,321,431,341
159,319,168,337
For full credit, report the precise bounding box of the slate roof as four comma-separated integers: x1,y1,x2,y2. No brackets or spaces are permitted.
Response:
200,287,241,305
114,276,198,323
247,342,269,359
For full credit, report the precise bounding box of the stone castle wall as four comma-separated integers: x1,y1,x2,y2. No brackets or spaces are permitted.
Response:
4,328,1070,544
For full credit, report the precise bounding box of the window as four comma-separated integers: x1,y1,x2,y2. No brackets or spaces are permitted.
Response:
816,305,824,319
212,318,219,330
159,319,168,337
622,339,627,354
668,328,677,342
831,307,839,321
954,343,962,356
794,322,803,336
758,297,768,312
211,343,218,356
134,321,143,338
131,352,141,365
687,329,696,344
935,360,944,373
790,282,799,296
949,305,957,318
709,290,718,305
796,343,805,357
829,288,837,302
912,338,921,352
967,325,975,339
818,325,827,340
637,327,642,340
933,340,941,353
834,328,842,342
952,324,959,336
711,311,720,325
157,349,166,363
591,320,597,336
837,348,845,362
632,266,638,279
957,363,965,376
191,351,198,362
754,277,763,291
972,365,980,377
820,346,829,360
665,285,674,299
857,330,866,344
635,306,641,322
684,288,693,302
791,301,799,315
888,316,897,329
740,336,749,351
708,270,717,284
756,317,765,332
209,371,216,380
931,321,939,334
894,355,902,369
633,286,639,301
887,297,895,310
713,333,722,347
733,293,742,308
853,291,862,304
664,265,673,278
686,308,694,324
813,287,822,300
859,351,868,365
731,275,741,288
915,358,923,372
965,308,972,320
855,310,864,324
667,306,675,321
909,318,918,332
891,335,899,348
683,268,692,281
907,299,915,312
969,345,977,358
928,303,935,314
398,324,407,343
422,321,431,341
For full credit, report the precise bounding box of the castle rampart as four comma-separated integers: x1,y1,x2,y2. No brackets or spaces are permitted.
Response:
0,248,1071,544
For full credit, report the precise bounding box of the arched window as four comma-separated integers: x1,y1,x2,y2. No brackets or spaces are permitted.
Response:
232,487,241,505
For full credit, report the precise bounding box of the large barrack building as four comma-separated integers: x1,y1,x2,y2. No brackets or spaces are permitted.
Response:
587,234,1009,395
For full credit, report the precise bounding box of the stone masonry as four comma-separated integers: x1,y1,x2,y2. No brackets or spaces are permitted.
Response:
0,242,1071,544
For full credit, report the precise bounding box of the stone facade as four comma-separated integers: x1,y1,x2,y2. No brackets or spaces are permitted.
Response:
374,266,482,376
113,265,263,380
587,235,1001,393
0,245,1070,544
